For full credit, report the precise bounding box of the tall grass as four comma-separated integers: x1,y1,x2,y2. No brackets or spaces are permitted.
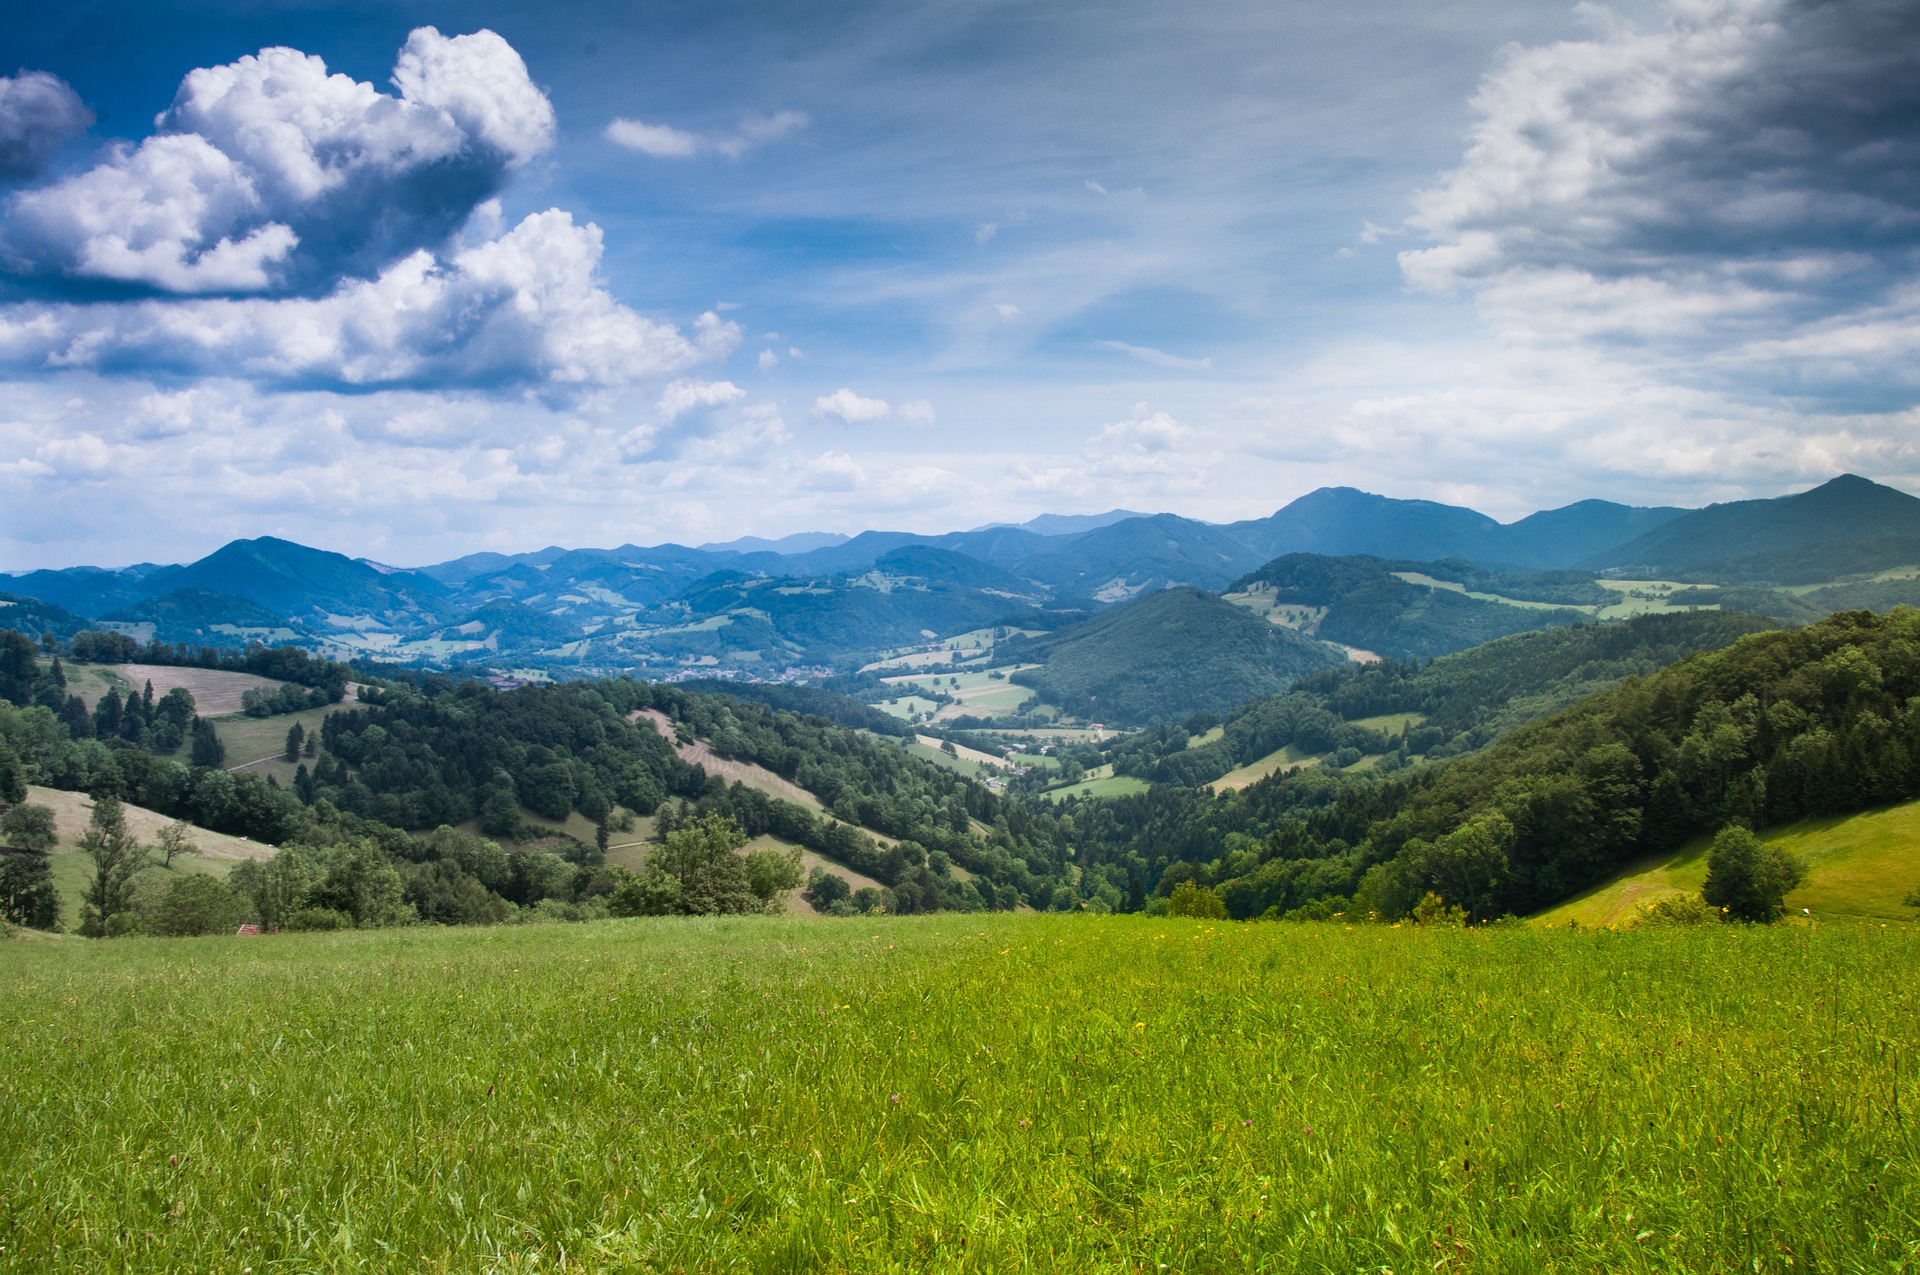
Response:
3,915,1917,1272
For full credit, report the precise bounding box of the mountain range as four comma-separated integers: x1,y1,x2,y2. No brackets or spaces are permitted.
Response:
7,475,1920,718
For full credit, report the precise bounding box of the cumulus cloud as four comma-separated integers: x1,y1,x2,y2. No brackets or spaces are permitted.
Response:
0,28,554,294
656,378,746,421
1401,0,1920,404
813,387,892,423
0,210,740,395
800,449,865,491
605,110,806,160
1095,405,1190,454
0,72,93,182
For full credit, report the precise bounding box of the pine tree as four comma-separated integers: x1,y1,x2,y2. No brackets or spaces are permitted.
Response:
190,718,226,768
78,795,146,937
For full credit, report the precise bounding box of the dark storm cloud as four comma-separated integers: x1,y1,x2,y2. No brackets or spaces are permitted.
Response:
1402,0,1920,402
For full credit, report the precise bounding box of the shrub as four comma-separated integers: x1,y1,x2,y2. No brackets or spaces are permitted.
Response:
1410,892,1469,926
1636,894,1718,928
1703,826,1806,923
145,873,249,937
1167,880,1228,919
285,906,353,932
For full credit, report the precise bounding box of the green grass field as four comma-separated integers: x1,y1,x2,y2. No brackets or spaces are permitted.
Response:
1537,798,1920,928
3,916,1918,1272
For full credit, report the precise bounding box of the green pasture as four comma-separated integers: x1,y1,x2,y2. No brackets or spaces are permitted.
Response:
1593,579,1714,621
1539,797,1920,928
4,917,1919,1272
1041,773,1151,802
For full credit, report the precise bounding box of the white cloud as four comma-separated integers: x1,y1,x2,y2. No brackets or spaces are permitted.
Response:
756,348,778,371
1096,339,1211,370
1096,404,1189,453
975,222,998,244
656,378,746,421
605,110,807,160
603,119,700,158
898,399,936,424
995,303,1020,321
800,449,865,491
813,387,891,423
0,72,94,182
0,210,741,395
0,28,553,293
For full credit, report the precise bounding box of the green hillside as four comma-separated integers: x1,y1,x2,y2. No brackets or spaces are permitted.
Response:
1537,798,1920,927
100,587,302,645
1004,586,1347,725
1108,609,1776,788
0,592,92,642
1226,553,1592,661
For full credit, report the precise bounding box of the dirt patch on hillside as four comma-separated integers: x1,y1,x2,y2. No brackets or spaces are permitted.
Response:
103,664,290,717
630,709,826,812
24,785,273,862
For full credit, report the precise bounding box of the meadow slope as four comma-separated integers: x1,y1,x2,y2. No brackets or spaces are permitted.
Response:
3,915,1917,1272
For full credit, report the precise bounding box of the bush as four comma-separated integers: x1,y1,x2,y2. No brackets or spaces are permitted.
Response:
1282,895,1350,922
1635,894,1718,927
1702,826,1806,923
1410,892,1469,926
803,866,851,912
0,802,57,852
285,906,352,931
0,848,59,929
1166,880,1228,919
145,873,249,937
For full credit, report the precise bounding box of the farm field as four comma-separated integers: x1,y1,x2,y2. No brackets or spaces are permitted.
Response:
880,665,1038,723
1593,579,1714,621
1041,770,1151,802
1538,798,1920,928
1212,744,1320,792
3,916,1917,1272
212,698,361,787
104,663,292,716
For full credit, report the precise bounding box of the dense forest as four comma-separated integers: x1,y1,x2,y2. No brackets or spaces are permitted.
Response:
1119,608,1920,921
1004,587,1347,724
1105,611,1777,787
12,602,1920,935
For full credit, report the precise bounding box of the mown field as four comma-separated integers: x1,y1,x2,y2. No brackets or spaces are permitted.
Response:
4,916,1917,1273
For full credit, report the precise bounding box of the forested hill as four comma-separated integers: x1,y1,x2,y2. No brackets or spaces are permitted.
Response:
1003,587,1347,724
1162,607,1920,922
312,678,1072,910
1107,610,1779,788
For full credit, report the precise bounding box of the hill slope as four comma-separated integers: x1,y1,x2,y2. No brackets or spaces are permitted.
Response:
1227,553,1592,661
1590,474,1920,571
1535,799,1920,926
1005,586,1347,725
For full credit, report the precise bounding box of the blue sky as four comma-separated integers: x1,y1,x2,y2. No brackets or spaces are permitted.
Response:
2,0,1917,568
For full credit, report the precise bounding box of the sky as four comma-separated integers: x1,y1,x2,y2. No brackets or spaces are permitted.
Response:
1,0,1917,569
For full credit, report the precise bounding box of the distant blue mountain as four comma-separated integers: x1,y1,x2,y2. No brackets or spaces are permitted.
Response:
696,531,851,555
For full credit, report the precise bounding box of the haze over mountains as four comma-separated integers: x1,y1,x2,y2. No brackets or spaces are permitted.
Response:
5,474,1920,726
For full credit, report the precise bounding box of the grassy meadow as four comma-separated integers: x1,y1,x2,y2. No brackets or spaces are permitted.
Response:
5,915,1918,1272
1538,797,1920,928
